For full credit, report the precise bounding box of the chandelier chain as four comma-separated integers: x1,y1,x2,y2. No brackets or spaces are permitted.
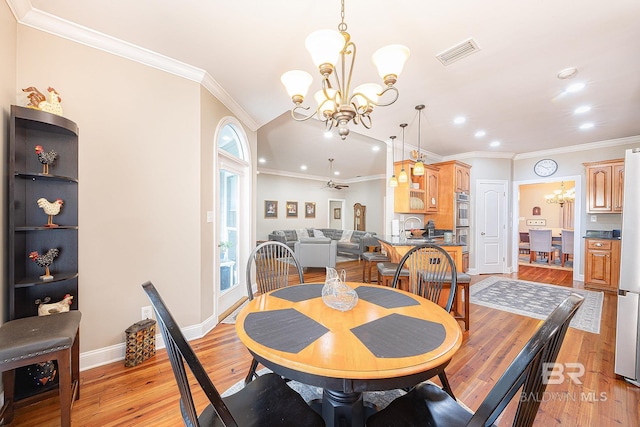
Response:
339,0,347,32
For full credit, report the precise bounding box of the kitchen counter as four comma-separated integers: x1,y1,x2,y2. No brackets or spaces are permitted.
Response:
376,235,464,247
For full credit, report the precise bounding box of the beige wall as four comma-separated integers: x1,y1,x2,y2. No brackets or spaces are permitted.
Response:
8,24,256,361
1,1,17,324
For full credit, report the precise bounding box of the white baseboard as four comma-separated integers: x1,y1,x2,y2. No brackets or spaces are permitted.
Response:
79,313,218,371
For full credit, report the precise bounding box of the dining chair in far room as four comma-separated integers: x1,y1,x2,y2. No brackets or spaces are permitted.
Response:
141,282,325,427
391,243,457,398
519,231,530,254
366,293,585,427
528,229,554,264
244,241,304,384
560,229,574,267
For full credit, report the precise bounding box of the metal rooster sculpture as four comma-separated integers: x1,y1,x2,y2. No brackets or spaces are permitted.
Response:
29,248,60,281
35,145,58,174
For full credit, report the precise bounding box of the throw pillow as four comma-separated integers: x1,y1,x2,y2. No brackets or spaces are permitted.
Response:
339,230,353,242
314,229,325,237
297,228,309,239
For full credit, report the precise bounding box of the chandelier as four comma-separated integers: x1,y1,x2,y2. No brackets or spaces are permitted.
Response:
545,182,575,207
280,0,410,140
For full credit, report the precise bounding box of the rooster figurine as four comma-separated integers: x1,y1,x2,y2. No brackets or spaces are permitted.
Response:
35,145,58,174
37,198,64,227
36,294,73,316
29,248,60,280
22,86,63,116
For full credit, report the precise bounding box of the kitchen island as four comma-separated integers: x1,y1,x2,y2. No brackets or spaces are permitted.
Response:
376,235,466,272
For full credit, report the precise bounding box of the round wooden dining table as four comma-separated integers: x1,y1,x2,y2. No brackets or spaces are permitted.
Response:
235,282,463,427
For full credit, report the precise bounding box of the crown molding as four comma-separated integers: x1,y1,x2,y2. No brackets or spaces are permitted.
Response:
258,168,384,183
7,0,260,131
512,135,640,160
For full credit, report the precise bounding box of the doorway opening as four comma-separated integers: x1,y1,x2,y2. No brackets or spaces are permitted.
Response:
512,176,582,282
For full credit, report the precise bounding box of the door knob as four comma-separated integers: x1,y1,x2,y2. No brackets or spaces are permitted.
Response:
480,232,485,235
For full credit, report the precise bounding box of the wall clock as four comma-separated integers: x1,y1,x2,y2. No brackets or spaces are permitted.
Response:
534,159,558,177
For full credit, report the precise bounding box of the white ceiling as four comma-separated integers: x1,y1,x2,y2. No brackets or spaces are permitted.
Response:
10,0,640,182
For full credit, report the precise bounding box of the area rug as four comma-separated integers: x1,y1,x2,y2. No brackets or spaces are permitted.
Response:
518,253,573,271
222,368,408,410
470,276,603,334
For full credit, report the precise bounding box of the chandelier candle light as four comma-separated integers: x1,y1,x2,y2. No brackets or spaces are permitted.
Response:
281,0,410,140
389,136,398,187
545,182,575,207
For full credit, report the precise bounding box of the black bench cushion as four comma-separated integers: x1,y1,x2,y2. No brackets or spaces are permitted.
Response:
0,311,82,364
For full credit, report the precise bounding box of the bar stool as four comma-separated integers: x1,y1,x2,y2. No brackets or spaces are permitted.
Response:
362,252,389,283
377,262,409,289
0,311,82,427
448,273,471,331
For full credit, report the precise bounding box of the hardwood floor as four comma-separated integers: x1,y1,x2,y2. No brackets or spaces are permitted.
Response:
6,263,639,426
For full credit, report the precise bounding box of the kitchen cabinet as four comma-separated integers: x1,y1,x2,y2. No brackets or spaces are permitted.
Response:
393,160,439,214
8,105,79,401
584,159,624,213
584,238,621,292
425,160,472,230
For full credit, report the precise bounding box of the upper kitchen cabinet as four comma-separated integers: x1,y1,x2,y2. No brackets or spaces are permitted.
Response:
584,159,624,213
393,160,439,214
426,160,472,229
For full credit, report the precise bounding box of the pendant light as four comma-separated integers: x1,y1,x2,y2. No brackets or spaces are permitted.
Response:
389,135,398,187
398,123,408,183
413,104,425,176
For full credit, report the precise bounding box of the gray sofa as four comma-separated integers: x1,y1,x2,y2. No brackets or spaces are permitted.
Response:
268,228,379,259
294,237,337,269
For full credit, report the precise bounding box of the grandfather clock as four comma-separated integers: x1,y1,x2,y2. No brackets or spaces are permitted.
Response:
354,203,366,231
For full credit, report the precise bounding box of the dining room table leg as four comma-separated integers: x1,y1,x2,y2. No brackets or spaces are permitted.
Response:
321,389,372,427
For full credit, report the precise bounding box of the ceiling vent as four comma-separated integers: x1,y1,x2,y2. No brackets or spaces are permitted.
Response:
436,38,480,66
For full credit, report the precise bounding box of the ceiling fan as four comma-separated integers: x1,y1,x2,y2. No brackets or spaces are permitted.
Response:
324,158,349,190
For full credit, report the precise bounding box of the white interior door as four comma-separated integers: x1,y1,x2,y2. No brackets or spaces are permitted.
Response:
476,180,507,274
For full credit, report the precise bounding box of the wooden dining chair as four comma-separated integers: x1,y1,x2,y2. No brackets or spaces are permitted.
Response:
528,229,555,264
366,293,584,427
244,241,304,384
391,243,457,398
519,231,530,254
141,281,325,427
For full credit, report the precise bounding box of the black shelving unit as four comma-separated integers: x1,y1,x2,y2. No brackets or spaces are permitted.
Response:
8,105,79,402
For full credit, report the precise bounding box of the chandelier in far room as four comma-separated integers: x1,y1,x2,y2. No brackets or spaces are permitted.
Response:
545,182,576,207
280,0,410,140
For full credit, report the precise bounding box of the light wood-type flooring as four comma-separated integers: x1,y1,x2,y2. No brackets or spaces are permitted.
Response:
5,263,640,426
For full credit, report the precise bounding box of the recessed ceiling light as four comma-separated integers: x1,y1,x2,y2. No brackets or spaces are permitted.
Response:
474,130,486,138
580,122,594,130
334,171,340,176
557,67,578,79
566,82,585,93
324,131,333,138
574,105,591,114
300,165,307,170
490,140,501,147
372,145,380,152
453,116,466,125
258,158,266,164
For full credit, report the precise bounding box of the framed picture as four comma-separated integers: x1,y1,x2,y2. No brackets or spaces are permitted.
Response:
286,201,298,218
305,202,316,218
264,200,278,218
334,208,341,219
532,206,541,216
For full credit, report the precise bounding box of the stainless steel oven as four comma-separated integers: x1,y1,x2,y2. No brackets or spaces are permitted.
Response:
455,192,469,227
455,227,468,252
